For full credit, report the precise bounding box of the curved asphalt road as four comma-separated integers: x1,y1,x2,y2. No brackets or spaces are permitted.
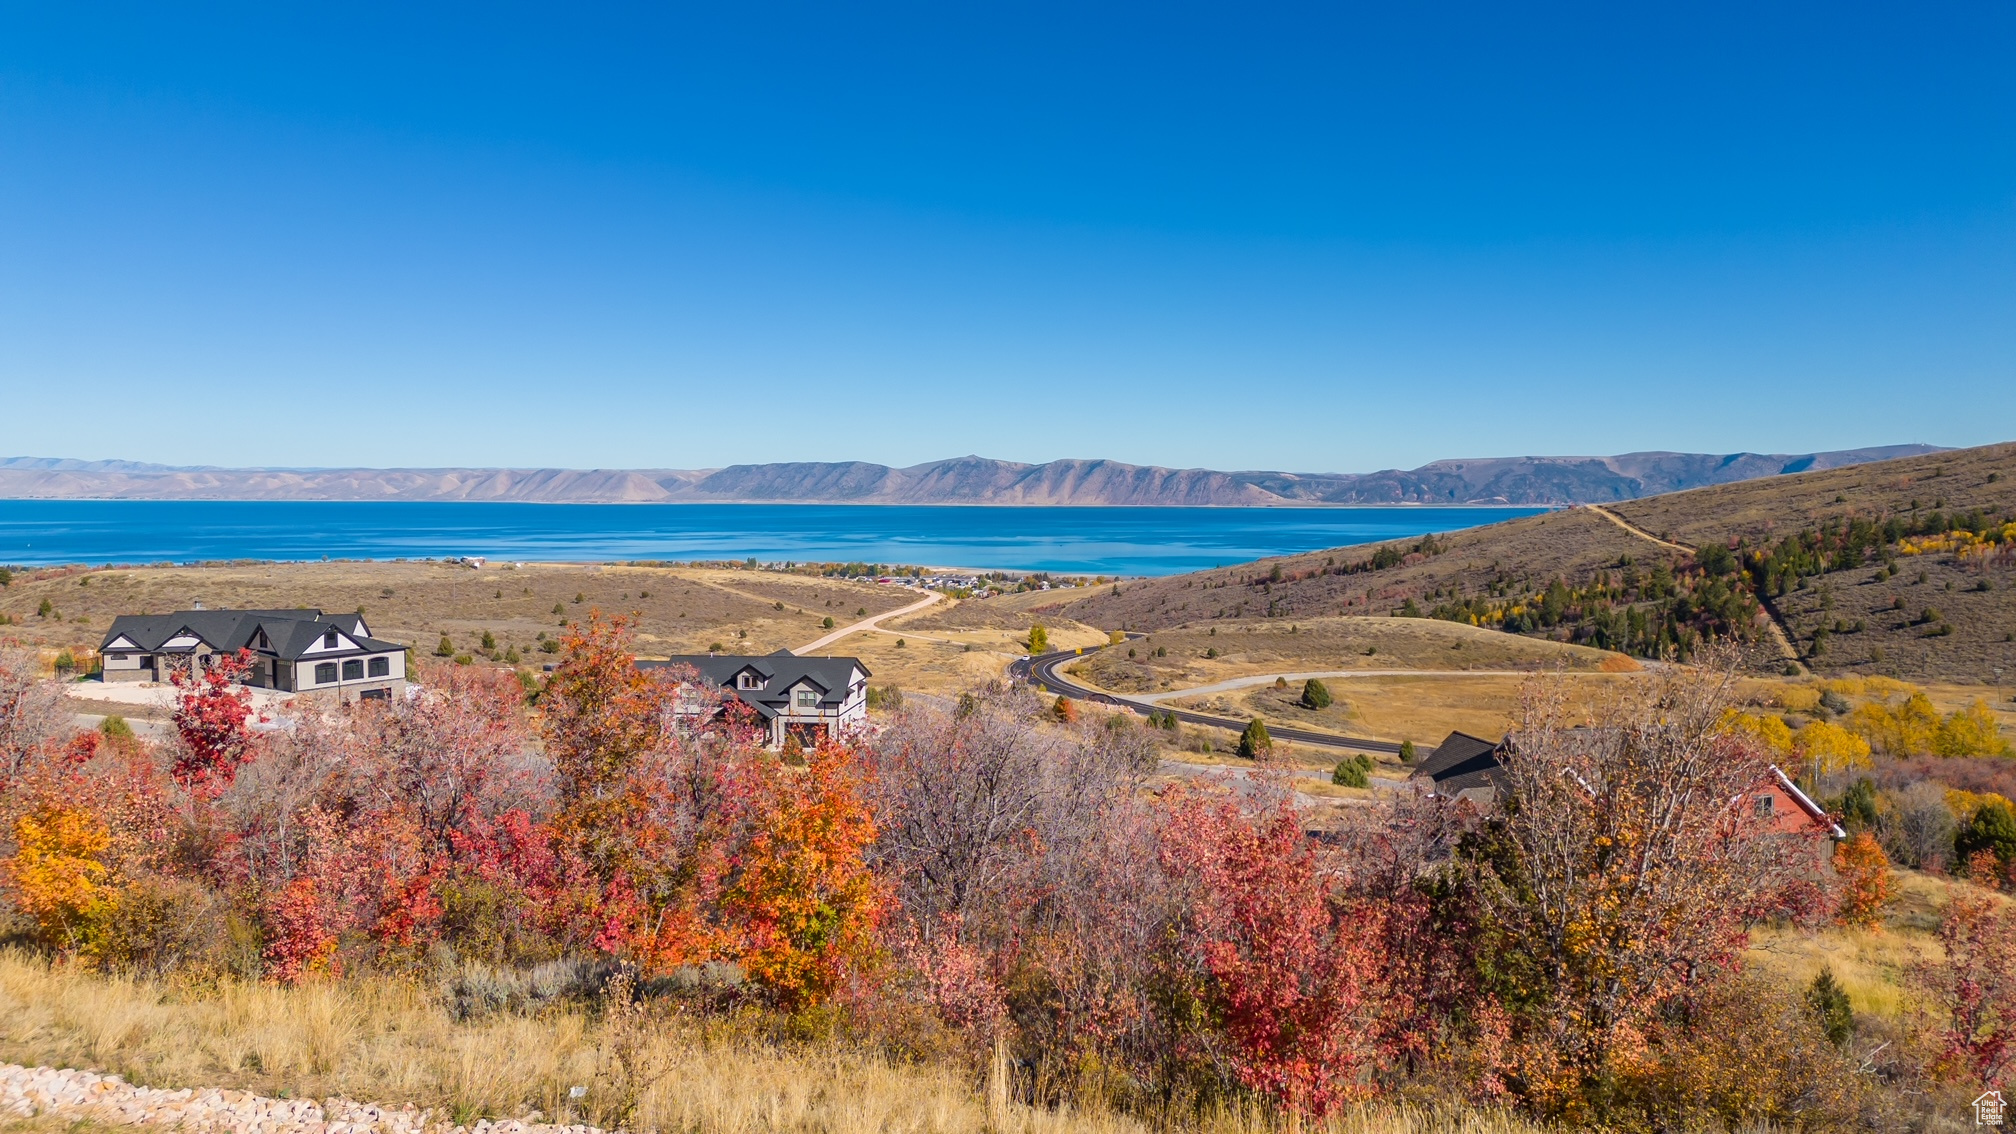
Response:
1012,649,1401,756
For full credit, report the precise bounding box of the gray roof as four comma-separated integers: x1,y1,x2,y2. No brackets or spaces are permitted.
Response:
101,609,405,662
637,651,869,720
1410,730,1509,797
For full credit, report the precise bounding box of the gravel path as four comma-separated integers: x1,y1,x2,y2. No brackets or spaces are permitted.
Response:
1,1063,600,1134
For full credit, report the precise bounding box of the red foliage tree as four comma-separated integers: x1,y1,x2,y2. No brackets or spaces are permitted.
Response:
168,649,261,796
1158,785,1385,1116
1914,888,2016,1087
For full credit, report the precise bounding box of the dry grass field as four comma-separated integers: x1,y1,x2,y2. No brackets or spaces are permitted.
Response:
1163,672,1647,749
1742,871,2011,1027
1063,616,1632,697
0,562,921,664
0,953,1550,1134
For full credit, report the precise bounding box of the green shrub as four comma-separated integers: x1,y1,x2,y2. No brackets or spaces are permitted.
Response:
435,633,455,657
1236,718,1271,759
98,715,134,741
1398,739,1417,763
1332,755,1372,788
1300,678,1333,709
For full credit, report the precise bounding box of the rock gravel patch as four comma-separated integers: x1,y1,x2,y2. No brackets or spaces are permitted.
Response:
1,1063,600,1134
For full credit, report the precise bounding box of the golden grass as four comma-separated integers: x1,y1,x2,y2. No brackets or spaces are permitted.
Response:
0,952,1552,1134
0,562,921,667
1742,870,2016,1022
1164,673,1644,749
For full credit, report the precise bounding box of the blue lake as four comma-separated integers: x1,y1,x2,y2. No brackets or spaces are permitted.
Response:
0,501,1545,577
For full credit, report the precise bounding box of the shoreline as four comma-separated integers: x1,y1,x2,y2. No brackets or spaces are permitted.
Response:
0,497,1554,509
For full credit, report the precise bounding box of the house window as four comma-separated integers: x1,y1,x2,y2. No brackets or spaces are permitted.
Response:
342,659,364,680
795,689,818,710
367,656,390,678
1754,795,1775,817
314,662,338,684
739,673,762,689
323,631,339,648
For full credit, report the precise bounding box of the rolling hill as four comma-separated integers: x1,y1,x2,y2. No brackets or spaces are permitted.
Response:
0,444,1945,506
1043,442,2016,683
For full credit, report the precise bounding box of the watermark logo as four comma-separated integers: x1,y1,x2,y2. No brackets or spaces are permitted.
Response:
1976,1090,2007,1128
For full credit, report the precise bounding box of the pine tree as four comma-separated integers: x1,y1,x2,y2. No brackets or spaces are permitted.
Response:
1300,678,1332,709
1806,967,1854,1046
1237,718,1271,759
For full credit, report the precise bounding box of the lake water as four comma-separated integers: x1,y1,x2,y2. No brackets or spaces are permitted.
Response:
0,501,1545,577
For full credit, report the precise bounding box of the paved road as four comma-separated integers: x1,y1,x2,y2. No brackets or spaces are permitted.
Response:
793,590,943,655
1013,649,1402,755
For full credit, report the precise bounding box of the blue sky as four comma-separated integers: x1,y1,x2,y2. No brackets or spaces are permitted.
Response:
1,2,2011,473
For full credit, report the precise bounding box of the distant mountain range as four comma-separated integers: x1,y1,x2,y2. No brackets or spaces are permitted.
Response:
0,446,1947,507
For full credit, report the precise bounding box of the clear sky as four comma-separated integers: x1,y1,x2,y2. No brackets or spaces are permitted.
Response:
1,2,2011,474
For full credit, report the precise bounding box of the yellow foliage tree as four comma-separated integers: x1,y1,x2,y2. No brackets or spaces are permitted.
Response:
1724,712,1795,757
1945,789,2015,828
3,804,114,950
1846,693,1941,756
1933,701,2012,758
1794,720,1872,776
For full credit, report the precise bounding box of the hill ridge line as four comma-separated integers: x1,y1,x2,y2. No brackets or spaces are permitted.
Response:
0,445,1949,507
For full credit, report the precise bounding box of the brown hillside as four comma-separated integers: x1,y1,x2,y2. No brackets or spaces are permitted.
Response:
1048,441,2016,683
1607,441,2016,546
1049,506,1687,630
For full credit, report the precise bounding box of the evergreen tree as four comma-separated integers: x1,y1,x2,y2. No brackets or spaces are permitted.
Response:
1806,968,1854,1046
434,633,455,657
1398,739,1417,763
1956,800,2016,869
1300,678,1332,709
1236,717,1272,759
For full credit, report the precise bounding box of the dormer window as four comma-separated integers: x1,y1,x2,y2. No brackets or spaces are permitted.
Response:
738,672,763,690
795,689,819,710
323,631,339,648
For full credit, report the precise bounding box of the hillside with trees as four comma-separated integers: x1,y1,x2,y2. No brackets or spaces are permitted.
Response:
1053,442,2016,682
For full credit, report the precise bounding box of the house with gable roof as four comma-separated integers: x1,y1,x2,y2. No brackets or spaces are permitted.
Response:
1410,729,1845,841
99,607,408,701
636,651,870,749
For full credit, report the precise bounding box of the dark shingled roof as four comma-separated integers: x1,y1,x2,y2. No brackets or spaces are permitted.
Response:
101,609,404,662
1410,730,1509,798
637,653,870,721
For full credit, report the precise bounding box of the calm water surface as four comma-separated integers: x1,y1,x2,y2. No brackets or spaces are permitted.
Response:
0,501,1545,576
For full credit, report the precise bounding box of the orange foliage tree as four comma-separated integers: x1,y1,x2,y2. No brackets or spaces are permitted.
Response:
1832,831,1896,929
